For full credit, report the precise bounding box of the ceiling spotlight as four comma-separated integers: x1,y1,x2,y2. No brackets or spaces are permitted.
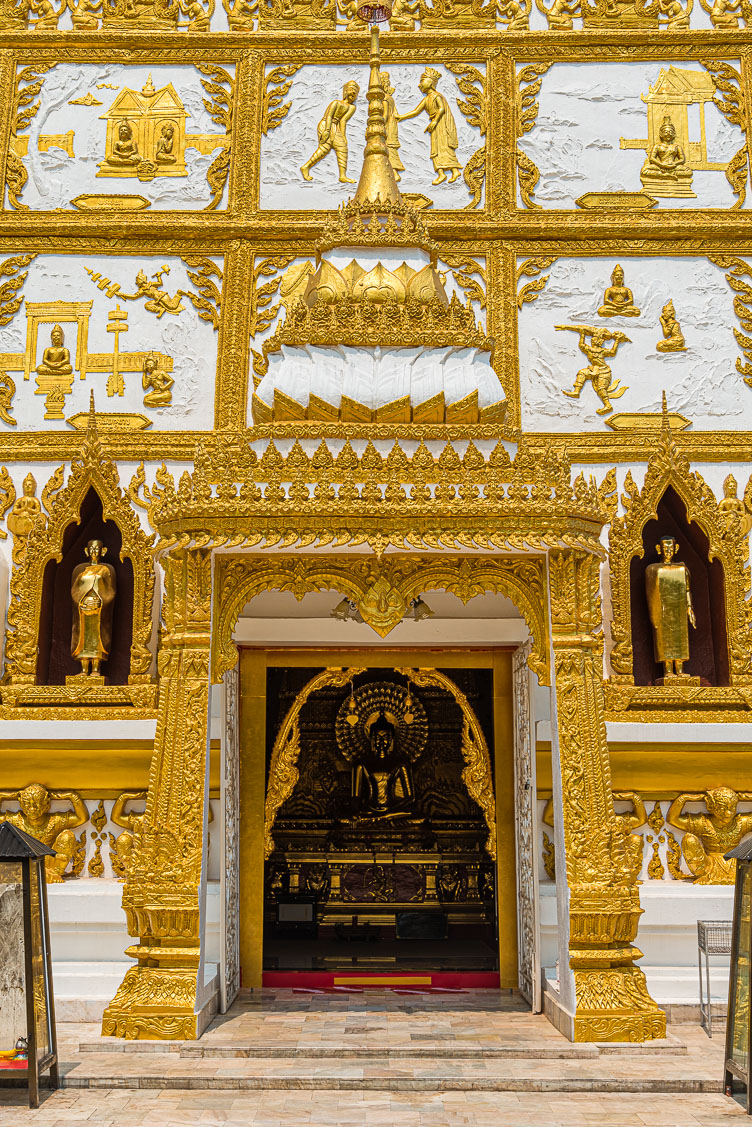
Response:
331,597,358,622
410,596,434,622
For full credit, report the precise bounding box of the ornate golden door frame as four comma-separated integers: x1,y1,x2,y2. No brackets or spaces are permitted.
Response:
236,644,519,993
106,542,666,1043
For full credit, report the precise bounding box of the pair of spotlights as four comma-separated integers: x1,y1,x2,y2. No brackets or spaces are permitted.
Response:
329,595,433,622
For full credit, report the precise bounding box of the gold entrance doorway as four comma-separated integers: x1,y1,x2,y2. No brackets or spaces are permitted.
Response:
238,648,517,990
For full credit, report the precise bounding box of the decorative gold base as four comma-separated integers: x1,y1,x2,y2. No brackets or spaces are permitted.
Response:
66,672,105,686
102,965,199,1041
605,680,752,722
1,680,158,713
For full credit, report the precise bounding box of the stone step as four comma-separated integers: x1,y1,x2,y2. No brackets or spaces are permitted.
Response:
76,1036,688,1059
60,1071,722,1094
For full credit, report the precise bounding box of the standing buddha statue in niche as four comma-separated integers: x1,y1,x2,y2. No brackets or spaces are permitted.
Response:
0,783,88,883
598,265,640,317
644,535,696,679
396,68,462,186
36,324,73,376
71,538,117,677
667,787,752,883
640,117,694,197
352,711,414,819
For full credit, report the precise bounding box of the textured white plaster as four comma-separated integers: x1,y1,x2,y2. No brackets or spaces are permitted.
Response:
518,255,751,431
260,63,482,211
19,64,232,212
0,255,219,431
517,61,744,211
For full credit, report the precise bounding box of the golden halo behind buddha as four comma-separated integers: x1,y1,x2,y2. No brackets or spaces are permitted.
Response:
334,680,428,763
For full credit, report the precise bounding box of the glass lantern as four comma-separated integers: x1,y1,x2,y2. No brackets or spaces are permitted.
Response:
0,822,59,1108
724,837,752,1113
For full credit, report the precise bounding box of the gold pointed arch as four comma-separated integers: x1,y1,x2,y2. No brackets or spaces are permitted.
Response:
263,664,496,860
212,553,549,686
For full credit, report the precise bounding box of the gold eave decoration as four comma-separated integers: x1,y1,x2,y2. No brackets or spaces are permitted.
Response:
252,292,492,379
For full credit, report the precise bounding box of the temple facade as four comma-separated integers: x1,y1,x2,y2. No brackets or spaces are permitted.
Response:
0,0,750,1048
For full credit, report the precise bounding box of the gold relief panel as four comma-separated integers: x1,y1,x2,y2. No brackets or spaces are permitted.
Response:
0,253,221,432
516,254,750,437
516,58,746,212
7,62,233,213
260,60,486,213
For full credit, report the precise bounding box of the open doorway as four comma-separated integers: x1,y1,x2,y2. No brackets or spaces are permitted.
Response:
261,665,501,979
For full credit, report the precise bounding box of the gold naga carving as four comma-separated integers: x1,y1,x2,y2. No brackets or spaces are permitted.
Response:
399,666,496,858
548,547,665,1042
263,665,497,860
264,666,364,858
2,402,157,714
211,553,549,685
0,783,88,882
606,406,752,720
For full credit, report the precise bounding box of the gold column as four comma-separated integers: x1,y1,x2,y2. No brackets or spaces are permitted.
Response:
103,548,213,1040
493,651,518,988
548,549,666,1042
238,649,267,988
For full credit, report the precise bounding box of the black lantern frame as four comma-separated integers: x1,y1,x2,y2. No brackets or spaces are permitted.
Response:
0,822,59,1108
724,837,752,1113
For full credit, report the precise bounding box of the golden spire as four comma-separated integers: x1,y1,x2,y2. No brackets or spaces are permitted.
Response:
353,16,401,207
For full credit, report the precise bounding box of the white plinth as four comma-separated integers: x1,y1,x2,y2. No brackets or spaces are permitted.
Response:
48,879,220,1022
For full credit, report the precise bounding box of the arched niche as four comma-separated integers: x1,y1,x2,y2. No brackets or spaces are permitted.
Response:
36,487,135,686
608,423,752,701
628,486,729,687
3,425,156,709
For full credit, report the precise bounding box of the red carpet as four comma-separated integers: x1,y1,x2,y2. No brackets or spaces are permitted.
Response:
262,971,500,989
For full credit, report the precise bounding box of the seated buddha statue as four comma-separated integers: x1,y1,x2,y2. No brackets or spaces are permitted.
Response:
108,121,141,166
598,265,640,317
155,122,177,165
640,117,694,198
36,324,73,375
352,711,414,820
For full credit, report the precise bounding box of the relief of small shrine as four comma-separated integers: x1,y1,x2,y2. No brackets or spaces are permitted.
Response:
98,77,189,179
1,403,157,715
605,410,752,720
620,68,728,200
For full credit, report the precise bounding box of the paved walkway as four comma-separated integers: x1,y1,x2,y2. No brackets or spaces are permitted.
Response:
0,991,744,1124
